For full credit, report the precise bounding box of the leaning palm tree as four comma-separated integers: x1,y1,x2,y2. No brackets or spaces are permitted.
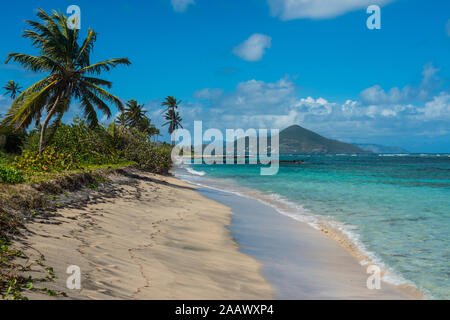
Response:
3,81,22,99
161,96,182,113
3,9,131,154
163,109,183,145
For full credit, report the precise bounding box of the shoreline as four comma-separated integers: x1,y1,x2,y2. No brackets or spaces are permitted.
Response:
14,168,273,299
11,166,422,299
173,167,424,299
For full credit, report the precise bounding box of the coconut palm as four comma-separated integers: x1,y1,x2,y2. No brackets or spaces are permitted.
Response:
137,116,152,136
124,99,147,129
115,113,128,128
161,96,182,113
163,109,183,145
3,9,131,154
3,81,22,99
148,125,160,143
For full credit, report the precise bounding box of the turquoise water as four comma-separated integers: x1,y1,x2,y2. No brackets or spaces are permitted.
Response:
177,154,450,299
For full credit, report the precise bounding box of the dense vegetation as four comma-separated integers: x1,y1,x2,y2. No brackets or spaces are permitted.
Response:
0,115,173,178
0,9,180,182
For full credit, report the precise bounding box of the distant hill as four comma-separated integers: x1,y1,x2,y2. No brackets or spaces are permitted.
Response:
277,125,366,154
352,143,408,154
224,125,366,154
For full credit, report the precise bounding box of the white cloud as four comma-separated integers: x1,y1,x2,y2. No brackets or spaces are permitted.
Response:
170,70,450,149
232,34,272,62
294,96,333,115
267,0,392,20
193,88,223,100
360,63,441,105
360,85,413,105
171,0,195,13
417,93,450,120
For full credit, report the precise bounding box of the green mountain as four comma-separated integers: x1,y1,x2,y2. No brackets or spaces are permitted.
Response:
278,125,366,154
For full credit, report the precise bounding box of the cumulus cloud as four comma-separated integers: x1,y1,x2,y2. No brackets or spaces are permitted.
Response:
418,93,450,120
171,0,195,13
169,68,449,150
232,34,272,62
267,0,392,20
360,63,441,105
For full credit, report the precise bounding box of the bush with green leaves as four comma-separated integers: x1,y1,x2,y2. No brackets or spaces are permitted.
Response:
0,151,10,167
0,166,24,184
0,125,26,154
119,130,172,174
14,147,77,174
16,116,172,175
23,117,121,166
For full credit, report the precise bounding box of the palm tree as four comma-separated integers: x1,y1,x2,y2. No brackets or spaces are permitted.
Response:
148,125,160,143
124,99,146,129
3,9,131,154
161,96,182,113
163,109,183,145
3,81,22,99
115,113,128,128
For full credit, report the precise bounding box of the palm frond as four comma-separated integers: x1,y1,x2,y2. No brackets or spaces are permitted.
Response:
80,58,131,75
4,80,57,128
5,53,61,73
81,81,123,110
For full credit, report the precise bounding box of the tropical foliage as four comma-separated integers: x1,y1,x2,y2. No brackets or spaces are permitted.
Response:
0,166,24,184
2,81,22,99
124,99,146,129
162,96,183,144
0,10,182,181
0,125,26,154
164,109,183,136
161,96,182,113
2,9,130,154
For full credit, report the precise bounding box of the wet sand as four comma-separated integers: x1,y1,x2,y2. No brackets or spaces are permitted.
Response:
198,186,419,299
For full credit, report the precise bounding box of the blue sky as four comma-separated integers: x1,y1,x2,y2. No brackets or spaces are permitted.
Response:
0,0,449,152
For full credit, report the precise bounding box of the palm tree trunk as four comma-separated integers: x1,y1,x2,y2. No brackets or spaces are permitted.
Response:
39,95,61,154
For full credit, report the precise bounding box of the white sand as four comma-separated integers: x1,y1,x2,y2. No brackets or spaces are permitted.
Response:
18,170,273,299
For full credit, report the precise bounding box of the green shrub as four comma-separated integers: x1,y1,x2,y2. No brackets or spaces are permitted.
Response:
120,131,172,174
14,148,77,174
22,117,121,166
19,116,172,175
0,126,26,154
0,152,10,167
0,166,24,184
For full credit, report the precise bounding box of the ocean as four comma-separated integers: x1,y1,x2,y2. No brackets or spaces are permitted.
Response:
174,154,450,299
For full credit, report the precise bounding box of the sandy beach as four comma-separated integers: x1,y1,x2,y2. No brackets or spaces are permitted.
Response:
17,169,273,299
14,168,418,300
